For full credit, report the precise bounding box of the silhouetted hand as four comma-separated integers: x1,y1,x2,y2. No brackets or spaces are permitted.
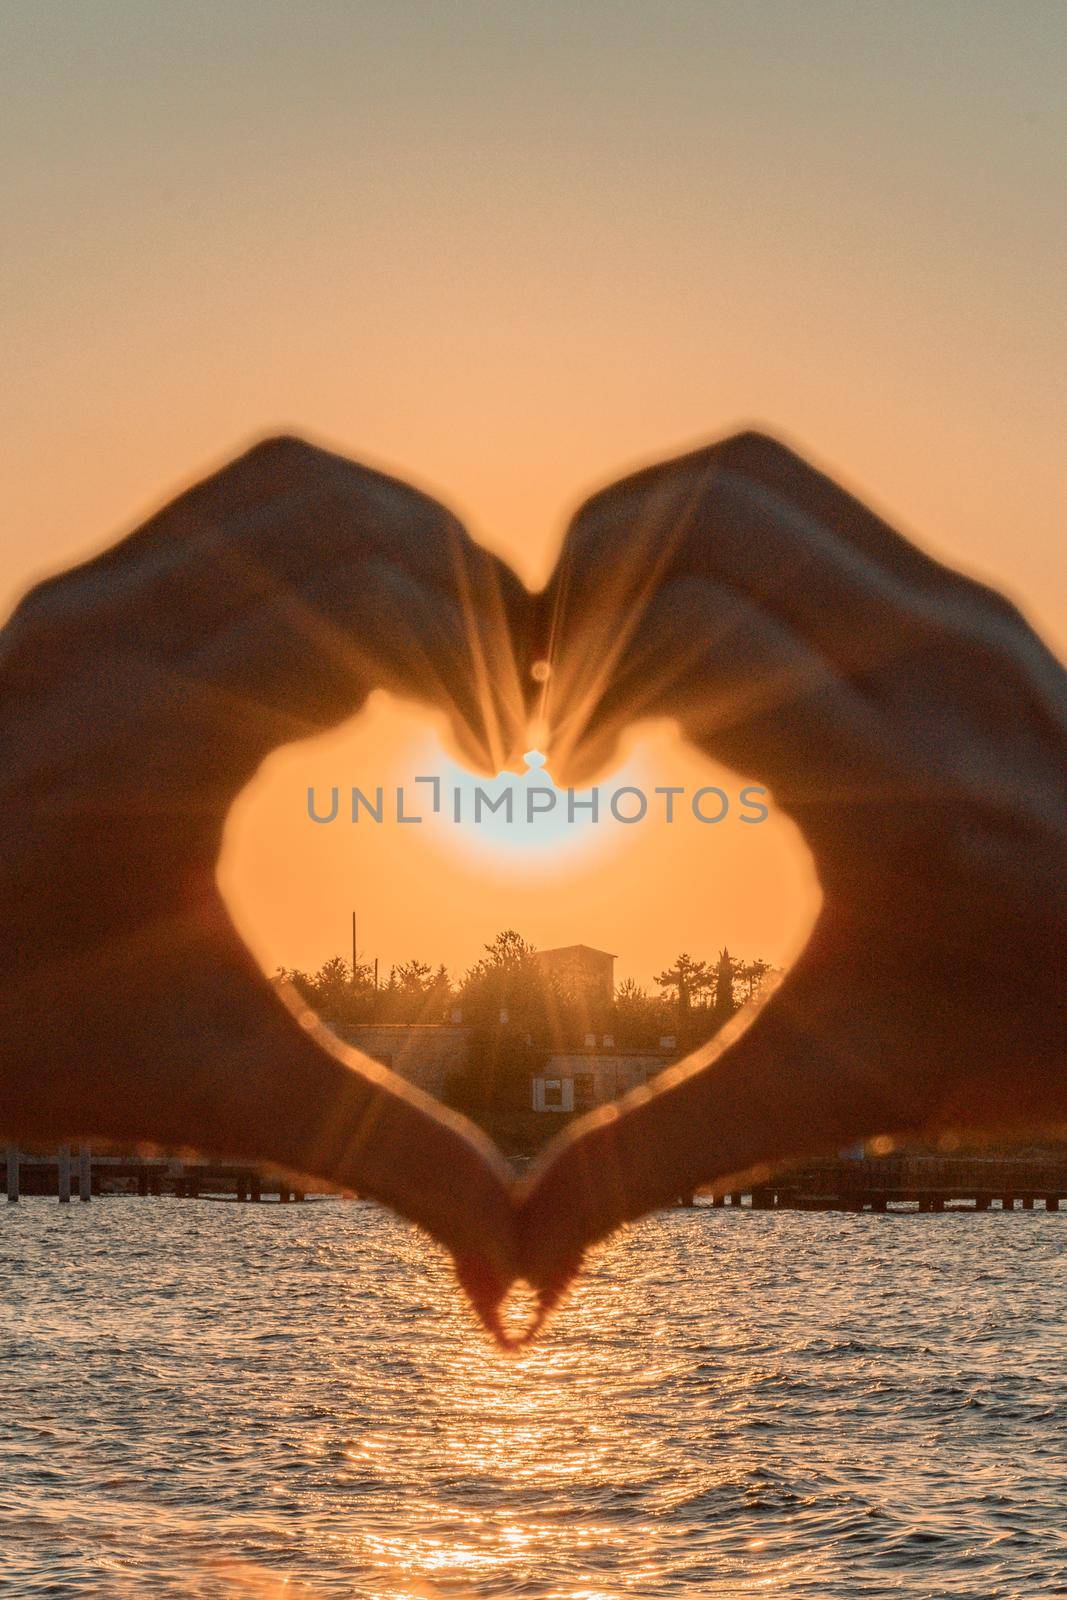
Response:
519,432,1067,1307
0,436,529,1331
5,428,1065,1345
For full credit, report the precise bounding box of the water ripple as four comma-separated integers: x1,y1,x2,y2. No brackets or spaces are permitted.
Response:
1,1199,1064,1597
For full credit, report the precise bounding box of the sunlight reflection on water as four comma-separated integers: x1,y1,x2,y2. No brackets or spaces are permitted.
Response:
1,1199,1065,1597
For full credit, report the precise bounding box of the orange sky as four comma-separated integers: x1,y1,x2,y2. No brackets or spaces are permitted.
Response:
4,3,1064,985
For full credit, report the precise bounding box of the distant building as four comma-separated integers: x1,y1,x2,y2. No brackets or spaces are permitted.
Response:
532,1047,678,1113
530,944,616,1009
346,1023,470,1100
342,947,660,1116
345,1017,680,1121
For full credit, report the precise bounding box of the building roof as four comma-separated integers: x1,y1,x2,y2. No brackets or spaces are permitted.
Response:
532,943,617,961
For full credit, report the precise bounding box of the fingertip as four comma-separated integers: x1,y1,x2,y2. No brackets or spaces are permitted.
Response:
535,1255,585,1316
453,1247,586,1349
453,1253,513,1345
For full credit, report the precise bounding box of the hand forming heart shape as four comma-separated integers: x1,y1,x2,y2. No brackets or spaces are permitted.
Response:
1,432,1064,1345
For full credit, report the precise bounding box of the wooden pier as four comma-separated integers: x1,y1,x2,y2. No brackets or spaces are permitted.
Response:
696,1153,1067,1212
5,1148,1064,1214
2,1148,306,1203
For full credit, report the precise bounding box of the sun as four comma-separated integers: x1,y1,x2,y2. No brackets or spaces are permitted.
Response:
411,740,646,875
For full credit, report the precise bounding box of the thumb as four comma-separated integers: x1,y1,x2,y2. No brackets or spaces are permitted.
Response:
514,927,918,1303
2,911,520,1337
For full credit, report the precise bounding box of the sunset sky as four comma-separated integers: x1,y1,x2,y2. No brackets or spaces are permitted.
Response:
4,1,1064,985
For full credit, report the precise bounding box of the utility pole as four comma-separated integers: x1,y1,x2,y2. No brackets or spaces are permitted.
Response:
351,910,357,981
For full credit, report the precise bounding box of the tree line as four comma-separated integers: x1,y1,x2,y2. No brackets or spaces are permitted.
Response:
278,931,775,1052
278,932,776,1134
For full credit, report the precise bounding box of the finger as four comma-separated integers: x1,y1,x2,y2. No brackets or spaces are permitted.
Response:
711,432,972,596
534,432,966,778
540,570,887,799
9,436,485,639
515,928,919,1306
535,430,1024,794
0,906,520,1338
706,433,1067,714
518,900,1067,1308
550,449,939,686
4,436,533,781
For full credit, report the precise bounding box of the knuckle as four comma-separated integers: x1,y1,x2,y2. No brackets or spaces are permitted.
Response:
2,565,89,654
227,433,327,494
713,428,796,476
245,432,316,461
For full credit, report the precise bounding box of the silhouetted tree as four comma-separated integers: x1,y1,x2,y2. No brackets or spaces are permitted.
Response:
614,977,672,1049
276,955,376,1029
480,929,536,971
655,954,711,1021
713,947,738,1021
459,930,538,1027
738,957,772,1001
